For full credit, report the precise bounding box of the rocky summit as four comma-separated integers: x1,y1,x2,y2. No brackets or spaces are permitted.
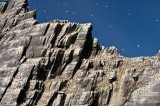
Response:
0,0,160,106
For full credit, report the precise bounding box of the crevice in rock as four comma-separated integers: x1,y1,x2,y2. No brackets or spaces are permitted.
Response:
0,32,6,41
42,23,50,37
60,93,66,106
34,84,45,105
17,65,35,105
37,65,48,81
0,1,8,13
106,85,113,105
51,24,64,47
19,46,27,63
50,50,65,79
47,92,58,106
59,80,68,91
81,27,93,59
91,93,99,106
65,32,78,49
71,60,82,79
0,67,19,101
58,50,74,76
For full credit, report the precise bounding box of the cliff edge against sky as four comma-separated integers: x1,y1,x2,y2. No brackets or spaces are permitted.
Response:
0,0,160,106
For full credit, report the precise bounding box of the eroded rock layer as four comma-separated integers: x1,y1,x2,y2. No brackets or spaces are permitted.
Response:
0,0,160,106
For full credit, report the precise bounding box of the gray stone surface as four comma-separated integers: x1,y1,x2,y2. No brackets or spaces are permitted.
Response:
0,0,160,106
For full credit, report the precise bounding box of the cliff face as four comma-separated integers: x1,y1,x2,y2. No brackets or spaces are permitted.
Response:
0,0,160,106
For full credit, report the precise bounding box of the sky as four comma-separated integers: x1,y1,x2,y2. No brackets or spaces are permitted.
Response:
2,0,160,57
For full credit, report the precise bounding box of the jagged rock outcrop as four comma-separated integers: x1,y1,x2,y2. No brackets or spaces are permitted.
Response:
0,0,160,106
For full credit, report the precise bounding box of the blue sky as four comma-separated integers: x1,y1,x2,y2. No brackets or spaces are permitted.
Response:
3,0,160,57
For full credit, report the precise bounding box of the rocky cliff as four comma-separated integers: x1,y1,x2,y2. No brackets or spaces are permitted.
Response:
0,0,160,106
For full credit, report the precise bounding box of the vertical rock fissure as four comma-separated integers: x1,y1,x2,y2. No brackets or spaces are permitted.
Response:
17,65,35,105
107,85,113,105
0,67,19,101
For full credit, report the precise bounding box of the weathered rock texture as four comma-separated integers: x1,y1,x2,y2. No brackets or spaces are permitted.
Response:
0,0,160,106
